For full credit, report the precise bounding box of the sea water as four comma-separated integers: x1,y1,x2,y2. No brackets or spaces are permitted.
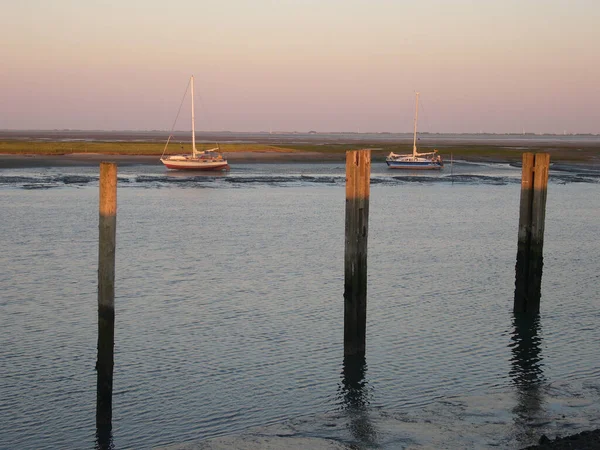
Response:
1,161,599,449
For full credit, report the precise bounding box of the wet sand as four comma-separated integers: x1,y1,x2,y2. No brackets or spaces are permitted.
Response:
155,384,600,449
522,429,600,449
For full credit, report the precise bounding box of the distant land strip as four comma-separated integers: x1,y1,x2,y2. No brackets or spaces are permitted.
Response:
0,130,599,164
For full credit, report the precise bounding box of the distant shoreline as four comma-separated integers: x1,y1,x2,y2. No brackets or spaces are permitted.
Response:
1,129,599,142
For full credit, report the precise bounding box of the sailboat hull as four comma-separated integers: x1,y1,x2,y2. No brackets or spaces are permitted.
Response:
160,157,229,171
386,160,443,170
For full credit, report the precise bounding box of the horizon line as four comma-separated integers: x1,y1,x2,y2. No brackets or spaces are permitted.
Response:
1,129,599,136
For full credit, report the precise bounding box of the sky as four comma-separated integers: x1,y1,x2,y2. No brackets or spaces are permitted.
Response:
1,0,599,134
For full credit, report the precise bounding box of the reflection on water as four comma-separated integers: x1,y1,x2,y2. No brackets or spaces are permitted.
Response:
96,301,115,448
95,426,114,450
509,313,546,445
510,314,545,386
96,366,114,450
338,355,377,446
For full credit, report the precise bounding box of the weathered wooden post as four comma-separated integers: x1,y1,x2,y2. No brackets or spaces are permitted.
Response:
96,162,117,430
514,153,549,313
344,150,370,356
514,153,535,311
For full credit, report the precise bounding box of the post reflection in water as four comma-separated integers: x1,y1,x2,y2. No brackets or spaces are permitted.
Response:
509,312,546,445
95,359,115,450
95,423,114,450
95,309,115,450
337,354,377,446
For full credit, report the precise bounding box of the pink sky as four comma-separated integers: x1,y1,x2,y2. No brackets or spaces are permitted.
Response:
1,0,599,133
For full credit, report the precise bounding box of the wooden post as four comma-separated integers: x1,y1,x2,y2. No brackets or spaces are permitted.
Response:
344,150,370,356
514,153,534,311
514,153,549,313
97,162,117,429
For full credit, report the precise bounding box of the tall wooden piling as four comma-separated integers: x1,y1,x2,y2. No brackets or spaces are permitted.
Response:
344,150,370,356
96,162,117,429
514,153,549,313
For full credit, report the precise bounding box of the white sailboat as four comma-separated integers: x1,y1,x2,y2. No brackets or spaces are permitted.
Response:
386,92,443,170
160,76,229,171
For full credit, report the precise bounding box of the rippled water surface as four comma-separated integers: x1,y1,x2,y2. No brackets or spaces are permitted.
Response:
1,161,599,449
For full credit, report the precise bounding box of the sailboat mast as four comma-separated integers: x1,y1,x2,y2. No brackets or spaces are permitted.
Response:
412,92,419,157
191,75,197,158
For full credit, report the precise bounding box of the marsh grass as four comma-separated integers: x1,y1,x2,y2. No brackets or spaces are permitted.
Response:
0,141,299,155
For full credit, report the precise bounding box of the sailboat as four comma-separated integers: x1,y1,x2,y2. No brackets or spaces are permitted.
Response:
386,92,443,170
160,76,229,171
